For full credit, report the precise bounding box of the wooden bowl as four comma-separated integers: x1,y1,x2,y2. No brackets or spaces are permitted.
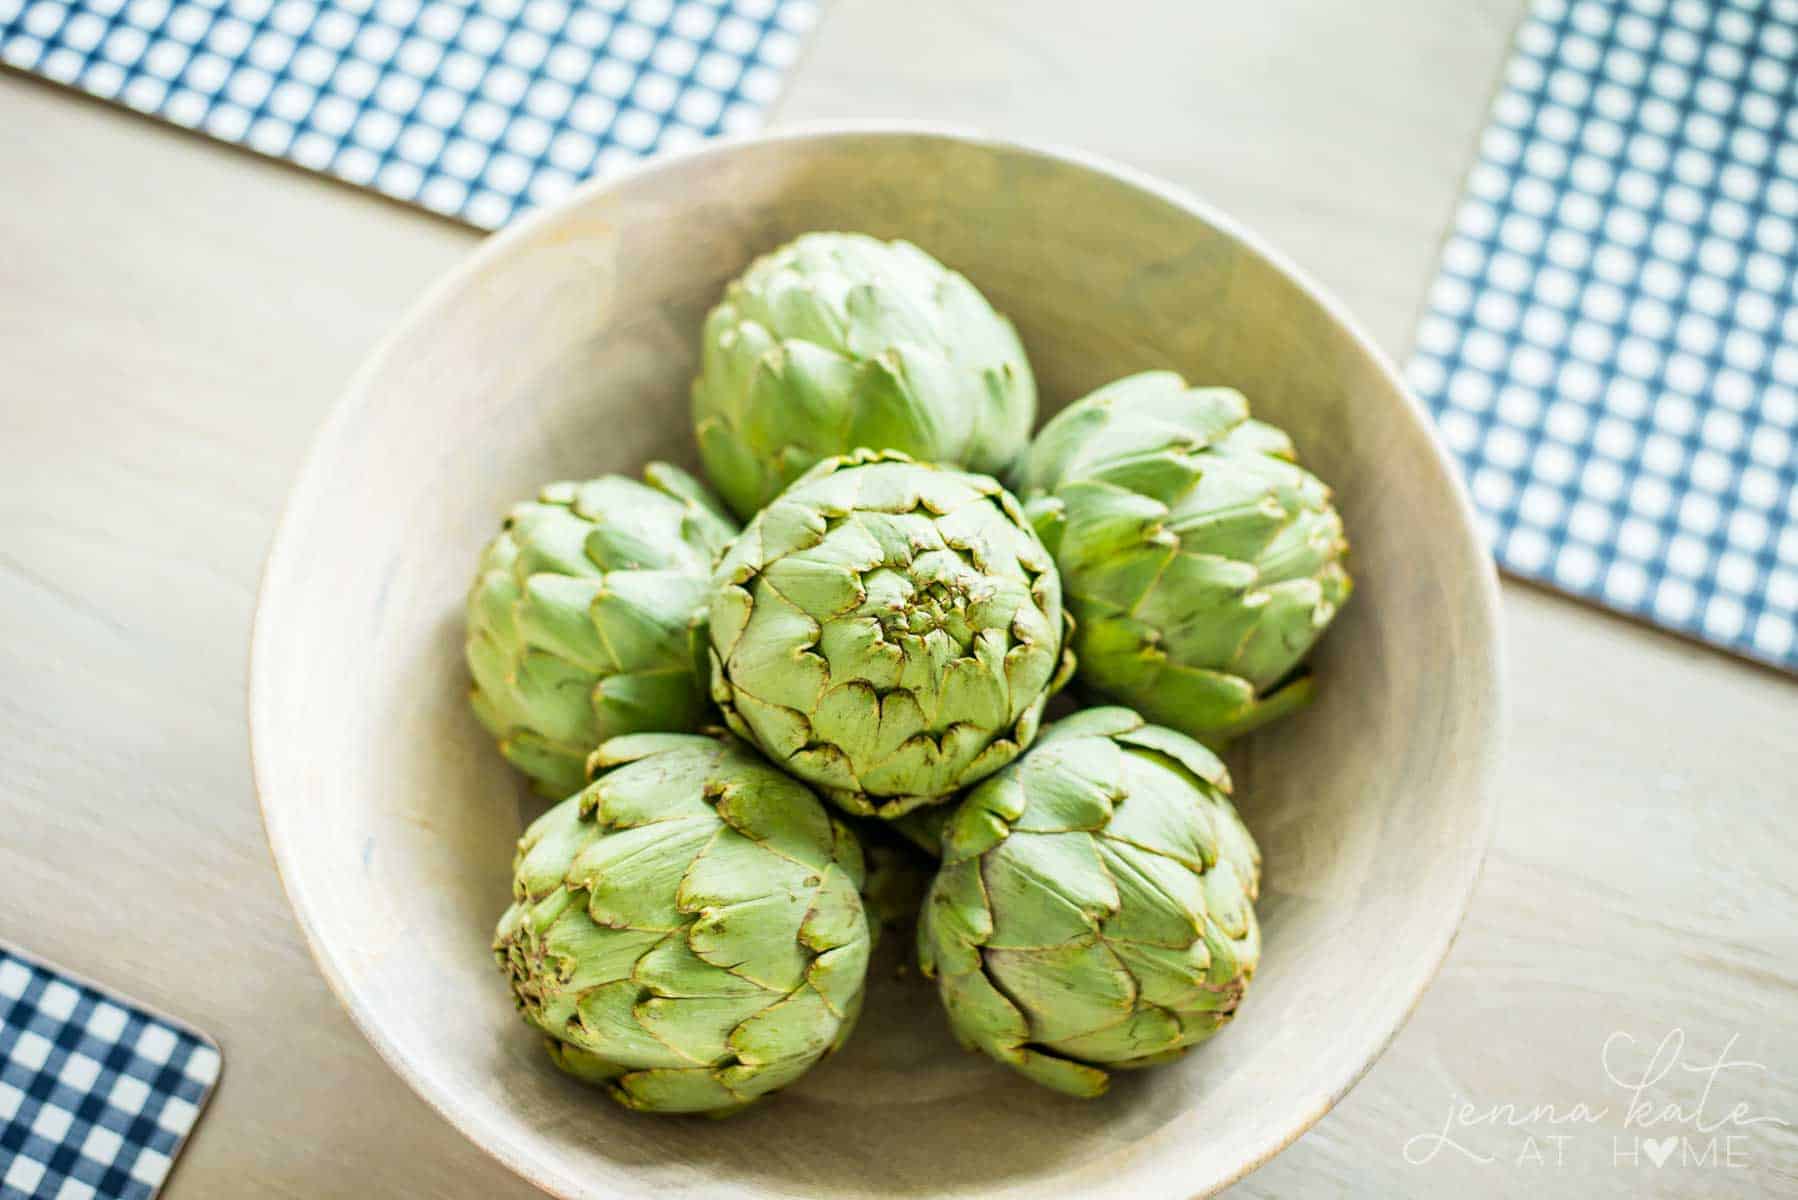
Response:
251,126,1503,1199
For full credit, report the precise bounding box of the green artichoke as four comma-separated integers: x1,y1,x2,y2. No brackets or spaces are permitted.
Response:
692,232,1037,520
917,707,1261,1098
851,819,937,932
1018,372,1351,743
466,464,738,797
493,732,872,1115
708,449,1074,820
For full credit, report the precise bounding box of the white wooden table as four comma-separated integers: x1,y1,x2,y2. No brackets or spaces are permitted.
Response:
3,2,1794,1196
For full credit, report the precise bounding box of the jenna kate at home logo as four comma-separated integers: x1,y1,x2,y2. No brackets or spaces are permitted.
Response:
1403,1029,1790,1170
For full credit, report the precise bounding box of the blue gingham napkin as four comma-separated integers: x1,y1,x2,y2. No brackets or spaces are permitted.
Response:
1408,0,1798,672
0,0,818,228
0,944,219,1200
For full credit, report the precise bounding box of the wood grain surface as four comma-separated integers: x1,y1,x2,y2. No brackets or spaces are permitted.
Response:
2,1,1794,1196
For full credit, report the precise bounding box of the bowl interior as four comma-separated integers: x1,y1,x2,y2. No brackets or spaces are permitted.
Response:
252,130,1501,1200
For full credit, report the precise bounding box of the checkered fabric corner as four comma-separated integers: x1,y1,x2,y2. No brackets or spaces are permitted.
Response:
0,945,219,1200
1408,0,1798,672
0,0,819,229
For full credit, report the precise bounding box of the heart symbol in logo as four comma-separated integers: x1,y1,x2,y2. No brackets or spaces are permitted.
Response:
1644,1135,1678,1167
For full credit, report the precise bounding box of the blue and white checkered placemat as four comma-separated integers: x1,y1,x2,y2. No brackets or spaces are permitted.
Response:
1408,0,1798,672
0,0,817,229
1,944,219,1200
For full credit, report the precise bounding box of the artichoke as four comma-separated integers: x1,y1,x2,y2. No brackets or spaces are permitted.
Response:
917,707,1261,1098
708,449,1074,820
692,232,1037,520
466,464,738,797
493,732,872,1115
1018,372,1351,743
851,820,937,932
